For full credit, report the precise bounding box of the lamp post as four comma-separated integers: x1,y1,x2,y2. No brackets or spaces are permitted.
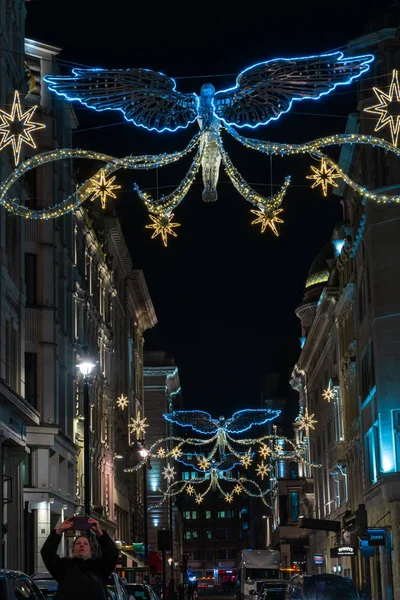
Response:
138,445,149,570
77,360,95,517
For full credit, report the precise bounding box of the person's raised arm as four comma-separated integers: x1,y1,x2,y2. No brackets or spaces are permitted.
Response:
88,518,119,577
40,518,73,580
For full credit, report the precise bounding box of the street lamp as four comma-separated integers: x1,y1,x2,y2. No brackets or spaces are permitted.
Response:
77,360,95,517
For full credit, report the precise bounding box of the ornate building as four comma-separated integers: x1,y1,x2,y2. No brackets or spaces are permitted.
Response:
290,20,400,600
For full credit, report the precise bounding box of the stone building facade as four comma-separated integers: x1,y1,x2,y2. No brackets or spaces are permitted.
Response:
290,22,400,600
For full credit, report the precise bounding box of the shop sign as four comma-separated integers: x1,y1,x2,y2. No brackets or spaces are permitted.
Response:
368,529,386,546
313,555,325,566
330,546,356,557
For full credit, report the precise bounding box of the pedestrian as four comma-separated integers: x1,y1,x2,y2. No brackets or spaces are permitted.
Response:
178,583,185,600
41,516,119,600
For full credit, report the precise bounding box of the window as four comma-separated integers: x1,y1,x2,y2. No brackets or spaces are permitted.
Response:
205,510,212,519
192,531,200,539
25,352,38,409
183,511,199,520
218,549,227,559
289,462,299,480
289,491,299,523
217,529,226,539
365,425,379,484
241,522,249,531
184,531,192,540
217,510,234,519
206,551,213,561
360,340,376,400
182,472,190,480
227,549,236,559
183,530,200,540
25,253,37,305
206,530,212,540
22,454,31,487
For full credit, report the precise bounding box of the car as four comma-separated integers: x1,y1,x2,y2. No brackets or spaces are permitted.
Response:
258,580,287,600
0,569,46,600
125,582,160,600
30,572,58,599
107,573,131,600
286,574,359,600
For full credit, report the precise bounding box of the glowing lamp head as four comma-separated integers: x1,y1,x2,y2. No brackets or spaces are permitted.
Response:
77,361,95,376
139,447,149,458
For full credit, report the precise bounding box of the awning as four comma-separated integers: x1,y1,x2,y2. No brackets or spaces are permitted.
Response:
121,550,145,568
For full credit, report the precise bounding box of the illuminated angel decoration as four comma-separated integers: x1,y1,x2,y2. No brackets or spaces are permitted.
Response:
3,50,395,240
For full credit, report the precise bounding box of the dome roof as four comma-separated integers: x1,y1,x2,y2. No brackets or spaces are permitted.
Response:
305,241,336,289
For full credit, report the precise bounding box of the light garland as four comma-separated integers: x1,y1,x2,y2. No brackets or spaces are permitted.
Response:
116,394,129,410
0,90,45,165
306,158,341,196
364,69,400,147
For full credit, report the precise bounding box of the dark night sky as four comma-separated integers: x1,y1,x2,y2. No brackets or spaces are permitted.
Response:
25,0,394,414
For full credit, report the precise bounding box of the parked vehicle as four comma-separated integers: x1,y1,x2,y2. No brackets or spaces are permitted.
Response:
236,549,281,600
106,573,131,600
31,572,58,599
256,580,287,600
0,569,46,600
125,582,160,600
285,574,359,600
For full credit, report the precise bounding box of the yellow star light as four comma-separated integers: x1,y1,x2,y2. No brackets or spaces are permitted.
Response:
197,456,211,471
306,159,341,196
297,408,317,432
322,385,336,402
86,169,121,210
171,446,183,460
186,484,195,496
128,411,148,439
116,394,129,410
250,207,284,236
0,90,45,165
364,69,400,147
157,447,166,458
255,461,270,481
145,212,180,247
225,493,234,503
274,443,283,454
259,444,272,459
195,493,204,504
240,452,253,468
233,484,242,495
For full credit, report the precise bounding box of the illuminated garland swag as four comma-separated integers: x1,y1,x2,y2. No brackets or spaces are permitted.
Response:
1,51,399,245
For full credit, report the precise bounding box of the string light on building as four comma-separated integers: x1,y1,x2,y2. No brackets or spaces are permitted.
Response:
364,69,400,147
0,90,45,165
306,158,341,196
296,408,317,432
128,411,149,439
86,169,121,209
116,394,129,410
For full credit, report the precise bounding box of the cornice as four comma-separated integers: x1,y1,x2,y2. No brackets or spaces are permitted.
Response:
126,270,157,332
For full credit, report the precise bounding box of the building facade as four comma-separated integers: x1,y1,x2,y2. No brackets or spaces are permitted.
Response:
290,22,400,600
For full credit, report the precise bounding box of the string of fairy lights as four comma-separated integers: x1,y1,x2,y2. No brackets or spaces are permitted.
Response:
0,68,399,245
121,407,321,508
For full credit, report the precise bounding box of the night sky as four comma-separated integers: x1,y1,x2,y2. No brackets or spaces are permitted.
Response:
25,0,393,414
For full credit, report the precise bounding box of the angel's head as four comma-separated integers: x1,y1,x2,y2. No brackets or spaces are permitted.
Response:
200,83,215,98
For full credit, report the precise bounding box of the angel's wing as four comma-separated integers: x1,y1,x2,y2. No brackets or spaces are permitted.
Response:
216,453,248,472
214,51,374,128
163,410,219,434
224,409,280,434
43,67,199,132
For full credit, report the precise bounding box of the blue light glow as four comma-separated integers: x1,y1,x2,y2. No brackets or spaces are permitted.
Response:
299,337,306,349
163,409,280,435
332,239,345,255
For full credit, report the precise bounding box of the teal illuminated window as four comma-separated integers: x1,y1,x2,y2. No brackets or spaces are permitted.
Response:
205,510,212,519
289,491,299,522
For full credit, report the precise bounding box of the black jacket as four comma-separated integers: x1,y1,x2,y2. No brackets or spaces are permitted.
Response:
41,529,119,600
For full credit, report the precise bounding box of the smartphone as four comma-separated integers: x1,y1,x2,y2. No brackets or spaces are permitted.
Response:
71,516,90,530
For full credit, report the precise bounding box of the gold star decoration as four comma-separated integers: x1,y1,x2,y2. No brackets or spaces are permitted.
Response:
259,444,272,459
255,461,270,481
250,206,284,236
195,493,204,504
306,159,341,197
162,464,176,482
240,452,253,468
157,447,166,458
197,456,211,471
274,443,283,454
233,483,242,495
86,169,121,210
364,69,400,147
322,383,337,403
116,394,129,410
225,493,234,503
145,212,180,247
297,408,317,432
171,446,183,460
128,411,148,439
186,484,195,496
0,90,45,165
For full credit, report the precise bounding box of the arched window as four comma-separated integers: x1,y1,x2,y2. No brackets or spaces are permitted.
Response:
289,461,299,479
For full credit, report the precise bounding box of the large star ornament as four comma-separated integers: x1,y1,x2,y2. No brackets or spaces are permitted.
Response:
250,207,284,236
364,69,400,147
0,90,45,165
86,169,121,209
145,212,181,247
306,159,341,196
